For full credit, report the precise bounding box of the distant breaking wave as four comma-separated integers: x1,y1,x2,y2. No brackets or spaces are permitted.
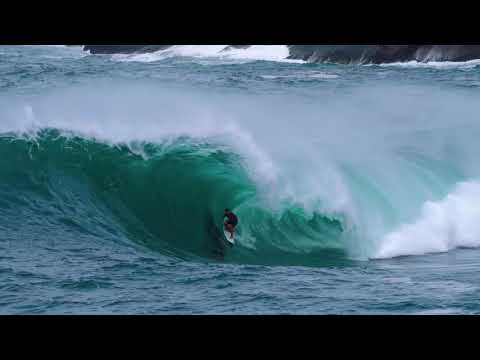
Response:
112,45,304,64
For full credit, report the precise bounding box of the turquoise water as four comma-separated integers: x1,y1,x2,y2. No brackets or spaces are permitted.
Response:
1,45,480,314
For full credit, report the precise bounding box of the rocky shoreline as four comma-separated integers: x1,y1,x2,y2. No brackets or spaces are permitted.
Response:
83,45,480,64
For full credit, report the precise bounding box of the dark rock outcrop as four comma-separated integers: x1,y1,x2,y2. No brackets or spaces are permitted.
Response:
82,45,480,64
411,45,480,62
286,45,480,64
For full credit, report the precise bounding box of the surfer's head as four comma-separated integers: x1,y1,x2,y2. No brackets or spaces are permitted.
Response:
224,208,231,214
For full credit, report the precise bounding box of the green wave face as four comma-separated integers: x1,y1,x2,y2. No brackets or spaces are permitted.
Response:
0,130,345,267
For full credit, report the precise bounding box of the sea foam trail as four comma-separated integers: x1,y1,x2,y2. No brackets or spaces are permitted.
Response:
377,59,480,69
374,181,480,259
112,45,303,63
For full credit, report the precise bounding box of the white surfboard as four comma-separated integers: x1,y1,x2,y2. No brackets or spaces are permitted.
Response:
223,228,235,245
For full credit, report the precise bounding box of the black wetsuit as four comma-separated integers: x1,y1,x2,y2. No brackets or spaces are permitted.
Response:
225,212,238,227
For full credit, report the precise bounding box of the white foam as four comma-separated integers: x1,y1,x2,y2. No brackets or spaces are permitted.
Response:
413,308,464,315
222,45,302,63
377,59,480,70
260,72,339,80
113,45,303,64
307,73,339,79
374,181,480,259
164,45,229,57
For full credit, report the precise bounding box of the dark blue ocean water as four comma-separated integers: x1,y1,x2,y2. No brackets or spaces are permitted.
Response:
1,45,480,314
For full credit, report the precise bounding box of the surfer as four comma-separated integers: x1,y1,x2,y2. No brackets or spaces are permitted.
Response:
224,209,238,239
